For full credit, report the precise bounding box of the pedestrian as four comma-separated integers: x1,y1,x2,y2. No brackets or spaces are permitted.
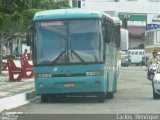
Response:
23,49,28,57
13,47,20,57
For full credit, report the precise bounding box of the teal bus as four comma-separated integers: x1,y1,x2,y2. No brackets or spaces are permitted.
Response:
28,9,121,103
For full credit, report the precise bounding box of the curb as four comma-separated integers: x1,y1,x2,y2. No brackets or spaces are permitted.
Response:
0,90,36,112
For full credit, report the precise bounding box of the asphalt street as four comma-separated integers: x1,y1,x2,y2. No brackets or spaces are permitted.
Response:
5,66,160,114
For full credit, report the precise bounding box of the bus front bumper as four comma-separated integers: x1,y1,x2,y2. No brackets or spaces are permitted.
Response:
35,76,106,95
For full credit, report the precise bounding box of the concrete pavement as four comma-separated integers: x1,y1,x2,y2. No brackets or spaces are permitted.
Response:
6,66,159,114
0,60,35,112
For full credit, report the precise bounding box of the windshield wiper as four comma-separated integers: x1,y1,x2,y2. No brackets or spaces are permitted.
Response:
51,51,66,64
70,49,86,63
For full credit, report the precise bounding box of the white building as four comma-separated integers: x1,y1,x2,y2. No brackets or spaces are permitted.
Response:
69,0,160,49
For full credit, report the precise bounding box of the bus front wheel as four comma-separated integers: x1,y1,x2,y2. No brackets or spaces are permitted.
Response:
96,92,105,103
41,94,50,103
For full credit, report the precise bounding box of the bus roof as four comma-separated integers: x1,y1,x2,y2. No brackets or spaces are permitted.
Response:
102,12,120,24
34,9,102,21
34,9,120,24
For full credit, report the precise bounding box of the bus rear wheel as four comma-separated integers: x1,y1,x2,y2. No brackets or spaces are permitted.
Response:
106,92,114,99
41,94,50,103
53,94,65,102
96,92,105,103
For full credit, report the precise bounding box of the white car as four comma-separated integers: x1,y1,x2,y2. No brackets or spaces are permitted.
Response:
152,64,160,99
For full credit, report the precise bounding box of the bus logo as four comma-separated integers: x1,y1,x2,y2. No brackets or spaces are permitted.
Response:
41,21,64,27
53,67,58,72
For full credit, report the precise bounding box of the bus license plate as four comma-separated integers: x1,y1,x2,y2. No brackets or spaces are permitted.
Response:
64,83,75,88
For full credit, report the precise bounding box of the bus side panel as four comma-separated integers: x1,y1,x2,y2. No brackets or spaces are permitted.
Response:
105,44,117,93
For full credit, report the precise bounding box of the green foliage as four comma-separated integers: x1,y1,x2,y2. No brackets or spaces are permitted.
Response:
0,0,69,73
39,0,69,9
23,8,44,28
0,0,69,33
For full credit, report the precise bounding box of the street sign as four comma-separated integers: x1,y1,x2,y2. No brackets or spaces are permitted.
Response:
118,14,146,21
147,13,160,30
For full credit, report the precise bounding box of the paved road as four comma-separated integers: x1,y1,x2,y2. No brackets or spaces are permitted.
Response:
5,66,160,114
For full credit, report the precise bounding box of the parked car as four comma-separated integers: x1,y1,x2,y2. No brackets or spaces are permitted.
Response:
121,54,131,67
152,64,160,99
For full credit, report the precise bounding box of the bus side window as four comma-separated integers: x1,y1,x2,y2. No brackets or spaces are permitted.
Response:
115,25,121,48
102,18,110,43
107,20,112,43
102,24,108,43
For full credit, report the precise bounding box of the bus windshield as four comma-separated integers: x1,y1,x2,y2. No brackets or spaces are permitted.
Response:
35,19,103,65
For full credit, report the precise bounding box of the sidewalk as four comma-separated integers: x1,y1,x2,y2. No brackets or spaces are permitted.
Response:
0,65,35,112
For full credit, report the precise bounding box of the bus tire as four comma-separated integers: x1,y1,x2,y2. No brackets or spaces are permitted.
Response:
106,92,114,99
41,94,49,103
53,94,65,102
97,92,105,103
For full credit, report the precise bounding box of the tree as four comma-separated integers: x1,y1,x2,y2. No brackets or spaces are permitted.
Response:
0,0,69,73
0,1,29,73
0,0,30,73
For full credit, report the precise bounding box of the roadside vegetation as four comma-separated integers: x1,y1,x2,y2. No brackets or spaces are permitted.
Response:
0,0,69,73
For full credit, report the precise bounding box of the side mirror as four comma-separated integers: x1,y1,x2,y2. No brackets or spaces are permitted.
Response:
26,26,33,46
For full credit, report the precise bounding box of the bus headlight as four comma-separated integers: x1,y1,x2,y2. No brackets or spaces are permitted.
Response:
86,71,104,76
35,74,52,78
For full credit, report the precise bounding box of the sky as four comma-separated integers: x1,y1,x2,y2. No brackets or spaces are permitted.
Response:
82,0,160,13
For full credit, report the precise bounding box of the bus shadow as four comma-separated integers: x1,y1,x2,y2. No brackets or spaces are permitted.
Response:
34,96,103,103
51,96,98,103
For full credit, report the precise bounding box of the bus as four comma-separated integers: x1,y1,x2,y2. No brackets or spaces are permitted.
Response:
27,9,121,103
145,29,160,58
